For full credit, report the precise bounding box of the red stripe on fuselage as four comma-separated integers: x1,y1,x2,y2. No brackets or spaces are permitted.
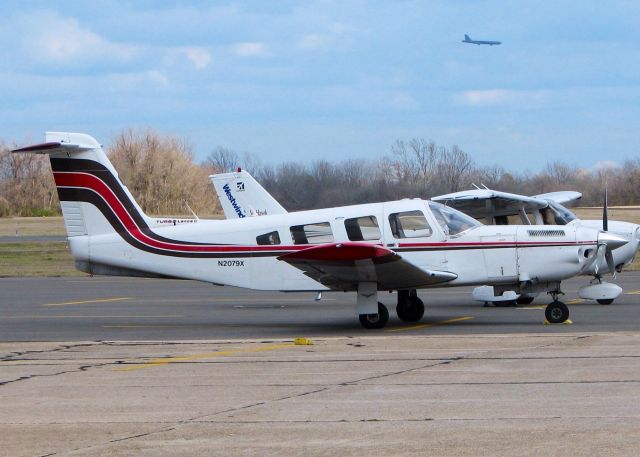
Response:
53,171,597,255
53,172,296,253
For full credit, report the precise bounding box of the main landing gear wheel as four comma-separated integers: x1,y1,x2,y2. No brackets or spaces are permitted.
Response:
545,301,569,324
359,302,389,329
396,295,425,322
597,299,614,305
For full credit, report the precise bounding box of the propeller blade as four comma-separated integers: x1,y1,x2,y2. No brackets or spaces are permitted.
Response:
594,244,606,276
605,247,616,279
603,183,608,232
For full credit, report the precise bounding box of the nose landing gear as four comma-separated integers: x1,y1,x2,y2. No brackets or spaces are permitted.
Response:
545,291,570,324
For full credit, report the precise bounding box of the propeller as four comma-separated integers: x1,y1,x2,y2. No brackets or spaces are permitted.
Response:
594,182,622,278
593,242,616,278
603,181,608,232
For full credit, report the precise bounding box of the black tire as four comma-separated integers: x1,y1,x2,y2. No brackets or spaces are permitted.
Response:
396,296,425,322
359,302,389,329
493,300,518,307
597,299,614,305
516,295,535,305
545,301,569,324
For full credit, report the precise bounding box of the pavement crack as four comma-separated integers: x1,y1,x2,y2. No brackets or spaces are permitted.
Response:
0,361,114,387
1,341,108,362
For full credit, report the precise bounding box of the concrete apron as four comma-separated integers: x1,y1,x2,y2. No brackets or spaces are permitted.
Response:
1,332,640,457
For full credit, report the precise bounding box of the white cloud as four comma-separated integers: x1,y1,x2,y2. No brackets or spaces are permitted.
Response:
455,89,550,106
297,24,349,51
145,70,170,87
593,160,619,171
181,47,212,69
23,11,137,64
231,42,269,57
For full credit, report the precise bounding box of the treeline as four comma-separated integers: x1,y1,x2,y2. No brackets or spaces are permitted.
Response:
1,130,639,217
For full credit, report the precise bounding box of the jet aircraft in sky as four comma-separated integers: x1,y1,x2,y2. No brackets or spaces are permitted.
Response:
462,34,501,46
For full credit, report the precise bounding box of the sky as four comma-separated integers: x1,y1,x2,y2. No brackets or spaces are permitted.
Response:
1,0,639,171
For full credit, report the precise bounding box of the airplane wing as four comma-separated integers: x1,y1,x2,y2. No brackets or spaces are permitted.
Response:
432,189,548,219
278,242,457,290
534,191,582,207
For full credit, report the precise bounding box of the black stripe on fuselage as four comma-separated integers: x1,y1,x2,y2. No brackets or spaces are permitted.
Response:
51,157,213,246
57,188,287,258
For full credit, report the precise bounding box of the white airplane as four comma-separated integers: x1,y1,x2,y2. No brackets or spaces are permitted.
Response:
13,132,628,329
433,188,640,305
211,171,638,307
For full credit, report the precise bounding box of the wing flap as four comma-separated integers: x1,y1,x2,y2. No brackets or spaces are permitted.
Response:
278,242,457,290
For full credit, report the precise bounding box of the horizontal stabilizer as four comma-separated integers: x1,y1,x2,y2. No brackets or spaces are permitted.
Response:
12,141,94,154
278,242,457,290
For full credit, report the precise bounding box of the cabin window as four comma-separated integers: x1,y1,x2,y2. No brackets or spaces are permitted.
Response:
290,222,334,245
256,231,281,245
388,211,432,238
344,216,381,241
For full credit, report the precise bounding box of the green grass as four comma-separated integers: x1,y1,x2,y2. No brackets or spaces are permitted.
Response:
0,241,84,277
0,216,66,237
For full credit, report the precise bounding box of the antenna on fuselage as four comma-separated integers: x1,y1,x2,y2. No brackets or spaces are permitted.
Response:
185,201,200,221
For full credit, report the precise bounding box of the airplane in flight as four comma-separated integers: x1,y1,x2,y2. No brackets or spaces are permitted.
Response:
462,34,501,46
12,133,629,328
211,171,637,307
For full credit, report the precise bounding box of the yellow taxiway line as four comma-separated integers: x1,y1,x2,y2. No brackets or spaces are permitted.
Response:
625,290,640,295
42,297,131,307
386,316,474,333
117,342,297,372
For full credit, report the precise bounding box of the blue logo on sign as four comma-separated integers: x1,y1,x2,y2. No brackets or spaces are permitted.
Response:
223,183,246,218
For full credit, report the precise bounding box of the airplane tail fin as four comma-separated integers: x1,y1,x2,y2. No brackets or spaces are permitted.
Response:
210,169,287,219
464,34,471,41
12,132,154,239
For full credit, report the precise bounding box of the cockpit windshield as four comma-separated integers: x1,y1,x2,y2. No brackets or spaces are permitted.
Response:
540,200,577,225
428,201,481,236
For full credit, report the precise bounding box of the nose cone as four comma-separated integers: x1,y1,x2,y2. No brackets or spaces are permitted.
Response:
599,232,629,250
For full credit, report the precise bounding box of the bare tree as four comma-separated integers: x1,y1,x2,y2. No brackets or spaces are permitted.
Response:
108,129,218,216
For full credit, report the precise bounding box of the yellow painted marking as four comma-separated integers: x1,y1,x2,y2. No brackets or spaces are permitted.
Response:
42,297,130,307
386,316,474,333
625,290,640,295
518,305,546,309
294,337,313,345
117,342,296,372
543,319,573,325
566,299,585,305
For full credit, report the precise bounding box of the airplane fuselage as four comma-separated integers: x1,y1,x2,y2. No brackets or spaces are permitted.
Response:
69,198,600,293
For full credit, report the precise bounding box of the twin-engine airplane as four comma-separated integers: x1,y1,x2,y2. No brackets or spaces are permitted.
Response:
14,132,629,328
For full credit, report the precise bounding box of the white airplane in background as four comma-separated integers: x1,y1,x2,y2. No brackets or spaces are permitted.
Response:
12,133,630,328
210,168,631,322
212,171,637,306
433,188,640,305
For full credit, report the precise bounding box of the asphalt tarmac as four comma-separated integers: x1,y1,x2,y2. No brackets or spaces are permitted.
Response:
2,272,640,341
2,274,640,456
